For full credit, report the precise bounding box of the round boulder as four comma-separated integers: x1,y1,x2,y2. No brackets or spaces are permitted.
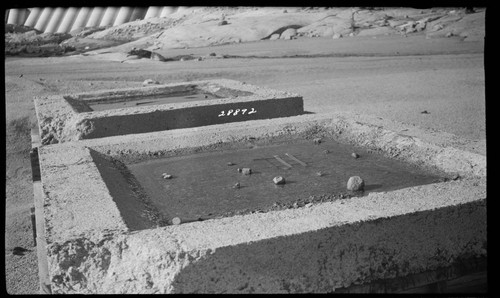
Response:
280,28,297,40
347,176,365,191
273,176,286,185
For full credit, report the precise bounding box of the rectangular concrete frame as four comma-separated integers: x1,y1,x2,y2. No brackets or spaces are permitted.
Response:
33,79,303,145
37,111,486,294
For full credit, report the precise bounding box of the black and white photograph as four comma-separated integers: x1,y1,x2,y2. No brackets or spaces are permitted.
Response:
5,5,487,294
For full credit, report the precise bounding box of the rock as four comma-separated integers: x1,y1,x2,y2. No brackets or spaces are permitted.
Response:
269,33,280,40
209,52,216,56
347,176,365,191
445,32,453,37
12,246,28,256
150,52,166,61
332,33,343,39
283,9,287,13
143,79,159,86
280,28,297,40
172,217,182,225
241,168,252,175
273,176,286,185
421,110,430,114
237,168,242,173
316,172,324,177
162,173,173,179
305,203,313,208
218,20,228,26
227,162,235,166
233,182,241,189
313,138,322,144
351,152,360,159
323,150,330,154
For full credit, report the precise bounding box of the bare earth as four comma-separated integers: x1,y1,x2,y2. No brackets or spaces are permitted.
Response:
4,8,485,294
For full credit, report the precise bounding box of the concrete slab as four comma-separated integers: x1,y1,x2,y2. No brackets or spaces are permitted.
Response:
34,79,303,144
37,112,486,293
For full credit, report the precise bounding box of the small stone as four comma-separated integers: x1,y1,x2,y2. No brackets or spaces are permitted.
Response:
293,202,299,208
273,176,286,185
332,33,342,39
323,150,330,154
305,203,313,208
233,182,241,189
283,9,287,13
172,217,182,225
227,162,235,166
421,110,430,114
241,168,252,175
197,57,203,61
313,138,322,144
347,176,365,191
209,52,216,56
351,152,360,159
445,32,453,37
162,173,173,179
143,79,159,86
218,20,228,26
316,172,324,177
237,168,242,173
12,246,28,256
280,28,297,40
451,173,460,181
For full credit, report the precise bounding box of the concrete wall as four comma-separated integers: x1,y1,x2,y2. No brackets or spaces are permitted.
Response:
36,113,487,293
6,6,180,33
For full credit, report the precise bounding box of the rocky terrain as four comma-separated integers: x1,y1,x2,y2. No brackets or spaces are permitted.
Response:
5,7,485,58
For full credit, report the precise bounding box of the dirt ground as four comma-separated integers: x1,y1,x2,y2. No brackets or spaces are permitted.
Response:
4,8,485,294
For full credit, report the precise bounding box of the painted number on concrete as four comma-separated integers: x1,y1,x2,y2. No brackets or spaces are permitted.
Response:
218,108,256,117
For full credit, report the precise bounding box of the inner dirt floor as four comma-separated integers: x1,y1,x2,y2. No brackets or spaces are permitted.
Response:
4,35,485,293
127,138,444,222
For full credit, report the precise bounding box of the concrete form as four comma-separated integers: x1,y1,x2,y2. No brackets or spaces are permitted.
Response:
24,7,43,27
56,7,80,33
33,79,304,144
7,8,29,25
113,7,134,27
129,7,147,22
39,114,487,293
44,7,66,33
144,6,163,19
70,7,92,32
33,7,54,31
35,110,486,294
6,6,178,33
99,7,119,27
85,7,106,28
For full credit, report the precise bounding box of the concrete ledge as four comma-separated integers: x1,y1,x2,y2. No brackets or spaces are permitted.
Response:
37,111,486,293
34,79,303,144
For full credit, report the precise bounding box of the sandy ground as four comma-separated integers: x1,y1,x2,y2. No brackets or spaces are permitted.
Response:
4,14,485,294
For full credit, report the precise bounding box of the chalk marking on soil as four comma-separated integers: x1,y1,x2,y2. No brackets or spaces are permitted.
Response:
285,153,307,167
273,155,292,168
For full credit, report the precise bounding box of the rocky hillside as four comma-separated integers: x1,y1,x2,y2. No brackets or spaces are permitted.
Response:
5,7,485,57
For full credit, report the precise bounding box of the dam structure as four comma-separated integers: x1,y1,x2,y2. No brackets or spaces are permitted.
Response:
6,7,184,33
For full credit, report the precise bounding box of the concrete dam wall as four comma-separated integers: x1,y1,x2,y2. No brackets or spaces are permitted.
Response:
5,7,181,33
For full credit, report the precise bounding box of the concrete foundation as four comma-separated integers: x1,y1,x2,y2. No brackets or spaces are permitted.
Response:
36,110,486,293
34,79,304,144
